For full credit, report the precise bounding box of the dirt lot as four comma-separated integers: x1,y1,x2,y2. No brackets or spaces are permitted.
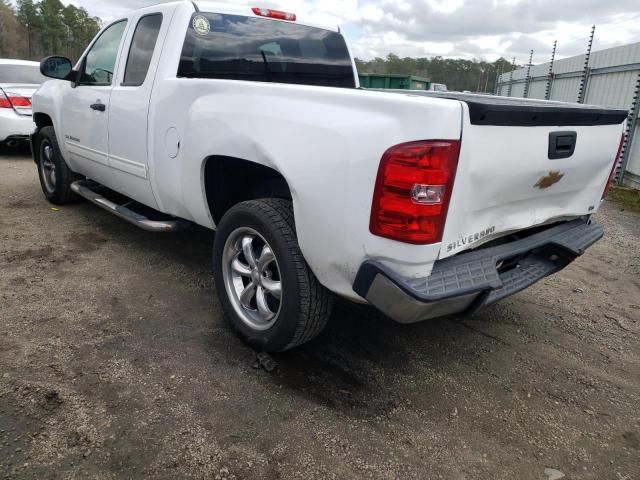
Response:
1,147,639,480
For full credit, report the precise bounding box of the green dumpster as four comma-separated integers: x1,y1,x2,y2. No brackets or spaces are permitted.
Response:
358,73,431,90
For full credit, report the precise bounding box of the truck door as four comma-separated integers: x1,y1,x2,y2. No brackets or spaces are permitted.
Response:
60,20,128,187
107,6,173,210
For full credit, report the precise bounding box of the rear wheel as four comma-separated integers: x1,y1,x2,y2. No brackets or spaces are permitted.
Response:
213,199,334,352
36,126,78,205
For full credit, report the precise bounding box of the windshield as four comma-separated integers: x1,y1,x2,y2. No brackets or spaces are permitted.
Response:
0,65,47,84
178,13,355,88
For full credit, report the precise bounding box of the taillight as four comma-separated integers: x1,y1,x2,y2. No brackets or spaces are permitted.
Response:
370,140,461,244
602,133,625,200
9,96,31,107
0,90,31,109
251,7,296,21
0,90,10,108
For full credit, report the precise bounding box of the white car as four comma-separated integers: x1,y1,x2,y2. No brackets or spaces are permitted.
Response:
0,59,45,148
31,2,626,352
428,82,448,92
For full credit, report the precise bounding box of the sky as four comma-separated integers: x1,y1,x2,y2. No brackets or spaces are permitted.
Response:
51,0,640,63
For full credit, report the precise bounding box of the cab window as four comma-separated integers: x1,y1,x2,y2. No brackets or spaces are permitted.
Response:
81,20,128,86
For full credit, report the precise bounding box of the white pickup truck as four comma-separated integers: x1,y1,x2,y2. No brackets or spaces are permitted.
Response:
31,1,627,352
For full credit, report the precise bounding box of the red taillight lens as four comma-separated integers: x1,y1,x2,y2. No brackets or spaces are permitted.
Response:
8,96,31,107
0,90,10,108
602,133,625,200
370,140,461,244
0,90,31,109
251,7,296,21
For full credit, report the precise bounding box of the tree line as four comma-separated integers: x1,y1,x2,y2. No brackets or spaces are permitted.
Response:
356,54,517,93
0,0,101,62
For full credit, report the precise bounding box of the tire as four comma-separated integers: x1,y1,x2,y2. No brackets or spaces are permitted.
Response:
36,126,78,205
213,199,334,352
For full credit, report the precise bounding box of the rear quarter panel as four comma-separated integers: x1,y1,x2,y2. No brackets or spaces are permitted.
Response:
149,73,462,299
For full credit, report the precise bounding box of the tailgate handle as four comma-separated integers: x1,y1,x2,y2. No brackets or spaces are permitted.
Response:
548,131,577,159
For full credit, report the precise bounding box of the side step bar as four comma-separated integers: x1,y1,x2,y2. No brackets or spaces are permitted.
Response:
70,180,190,233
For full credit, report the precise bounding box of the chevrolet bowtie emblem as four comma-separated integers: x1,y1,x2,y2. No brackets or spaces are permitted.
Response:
535,171,564,189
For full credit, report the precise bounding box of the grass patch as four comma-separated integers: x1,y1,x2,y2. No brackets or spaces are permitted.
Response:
609,186,640,212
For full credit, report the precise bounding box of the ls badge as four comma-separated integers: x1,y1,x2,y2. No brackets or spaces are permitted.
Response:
535,171,564,189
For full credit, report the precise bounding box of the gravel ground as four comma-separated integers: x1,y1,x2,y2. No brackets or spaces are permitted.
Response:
1,147,639,480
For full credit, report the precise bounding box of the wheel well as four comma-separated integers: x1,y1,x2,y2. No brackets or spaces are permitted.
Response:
31,114,53,164
33,113,53,129
204,156,292,225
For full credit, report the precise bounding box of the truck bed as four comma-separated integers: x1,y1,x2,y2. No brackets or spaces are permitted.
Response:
374,89,627,260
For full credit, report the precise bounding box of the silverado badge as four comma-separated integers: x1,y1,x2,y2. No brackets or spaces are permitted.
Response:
535,171,564,189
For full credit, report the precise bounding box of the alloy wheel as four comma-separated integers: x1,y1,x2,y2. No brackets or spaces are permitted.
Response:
40,140,57,193
222,227,283,331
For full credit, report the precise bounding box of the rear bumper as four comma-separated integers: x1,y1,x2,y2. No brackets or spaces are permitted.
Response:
0,109,34,142
353,218,603,324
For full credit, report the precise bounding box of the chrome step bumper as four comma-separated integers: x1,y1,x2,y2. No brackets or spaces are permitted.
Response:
353,218,603,324
71,180,190,233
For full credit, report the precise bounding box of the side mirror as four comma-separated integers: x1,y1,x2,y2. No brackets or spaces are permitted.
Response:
40,56,74,81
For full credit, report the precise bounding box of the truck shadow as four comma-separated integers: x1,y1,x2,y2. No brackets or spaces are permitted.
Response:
0,144,32,158
271,301,491,419
64,199,507,419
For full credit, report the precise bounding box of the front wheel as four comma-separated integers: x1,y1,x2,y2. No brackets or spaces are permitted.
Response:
36,126,78,205
213,199,334,352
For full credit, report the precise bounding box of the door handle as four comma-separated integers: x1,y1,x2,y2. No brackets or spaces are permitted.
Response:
90,103,106,112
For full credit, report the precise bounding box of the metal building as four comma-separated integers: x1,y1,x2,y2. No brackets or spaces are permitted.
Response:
496,41,640,189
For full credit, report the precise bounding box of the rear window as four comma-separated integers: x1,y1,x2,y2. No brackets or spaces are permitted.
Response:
0,65,47,84
178,13,355,88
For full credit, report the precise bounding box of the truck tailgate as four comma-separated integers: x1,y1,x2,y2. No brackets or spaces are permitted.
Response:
417,93,627,259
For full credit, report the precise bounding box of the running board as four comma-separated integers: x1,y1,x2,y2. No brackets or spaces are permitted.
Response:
71,180,190,233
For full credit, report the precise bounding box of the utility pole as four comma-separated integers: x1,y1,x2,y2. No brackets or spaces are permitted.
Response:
545,40,557,101
26,23,32,59
523,49,534,98
577,25,596,103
